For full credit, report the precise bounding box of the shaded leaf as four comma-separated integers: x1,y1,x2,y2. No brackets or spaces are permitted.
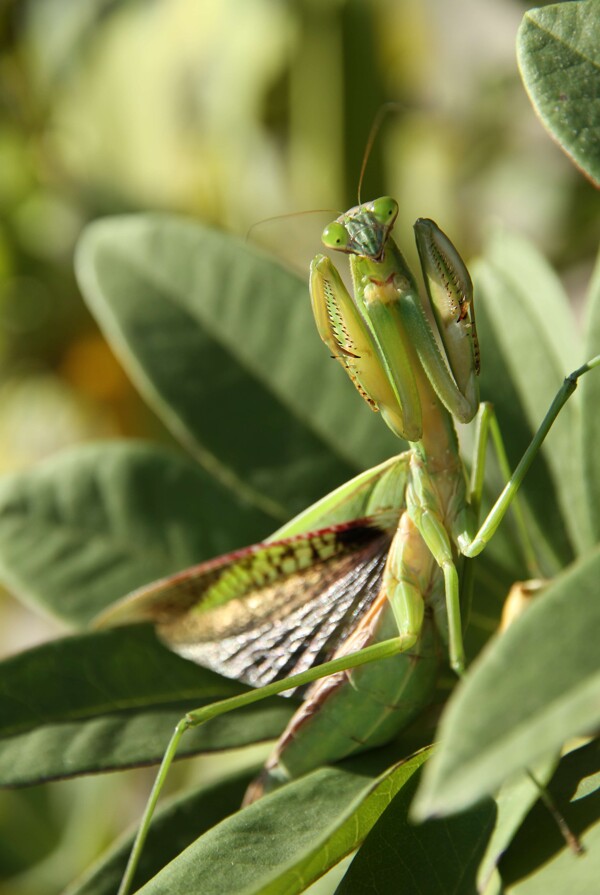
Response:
0,441,271,626
477,755,558,893
337,768,496,894
0,626,294,785
518,1,600,186
136,750,431,895
412,548,600,819
501,740,600,893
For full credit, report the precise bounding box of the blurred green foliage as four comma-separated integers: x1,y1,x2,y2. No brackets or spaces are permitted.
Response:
0,0,597,472
0,1,598,892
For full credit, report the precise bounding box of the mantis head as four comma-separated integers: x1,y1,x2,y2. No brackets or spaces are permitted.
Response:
321,197,399,261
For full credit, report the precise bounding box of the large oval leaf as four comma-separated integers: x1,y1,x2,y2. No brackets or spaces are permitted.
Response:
517,1,600,186
136,750,431,895
0,441,271,625
517,0,600,185
0,626,294,785
75,216,399,519
413,548,600,820
337,770,496,894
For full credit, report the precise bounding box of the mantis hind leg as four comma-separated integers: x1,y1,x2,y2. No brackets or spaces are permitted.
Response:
458,356,600,560
456,401,540,577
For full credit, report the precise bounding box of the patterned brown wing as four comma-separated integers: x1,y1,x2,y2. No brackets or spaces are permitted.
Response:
96,519,394,690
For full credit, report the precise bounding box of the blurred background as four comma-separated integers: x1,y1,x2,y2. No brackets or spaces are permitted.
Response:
0,0,597,891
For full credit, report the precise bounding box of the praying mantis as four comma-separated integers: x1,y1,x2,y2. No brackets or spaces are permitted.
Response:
99,195,600,895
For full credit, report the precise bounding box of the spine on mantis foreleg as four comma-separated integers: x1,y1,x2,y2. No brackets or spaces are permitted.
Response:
414,217,480,412
310,253,422,441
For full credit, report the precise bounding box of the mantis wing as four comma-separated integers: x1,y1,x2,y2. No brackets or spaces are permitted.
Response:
96,518,394,692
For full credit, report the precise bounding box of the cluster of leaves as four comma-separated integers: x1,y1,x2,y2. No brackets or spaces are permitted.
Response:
0,3,598,893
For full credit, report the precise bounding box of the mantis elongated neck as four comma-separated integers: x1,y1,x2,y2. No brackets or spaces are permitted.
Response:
412,369,460,474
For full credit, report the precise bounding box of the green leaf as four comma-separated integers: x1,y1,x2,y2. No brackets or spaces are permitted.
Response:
64,769,256,895
75,216,399,519
581,247,600,540
501,740,600,893
477,755,558,893
0,626,294,785
0,441,271,625
136,750,431,895
412,548,600,820
337,770,496,894
473,227,590,570
517,1,600,186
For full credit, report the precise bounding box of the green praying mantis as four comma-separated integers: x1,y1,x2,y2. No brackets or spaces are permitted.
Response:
99,194,600,895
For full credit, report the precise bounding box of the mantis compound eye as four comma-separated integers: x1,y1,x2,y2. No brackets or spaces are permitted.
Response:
370,196,398,225
322,222,349,250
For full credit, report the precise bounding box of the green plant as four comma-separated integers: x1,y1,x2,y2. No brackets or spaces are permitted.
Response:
0,3,598,893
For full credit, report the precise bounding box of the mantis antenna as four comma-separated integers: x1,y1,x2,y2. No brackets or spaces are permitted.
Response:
357,101,404,205
245,209,338,244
